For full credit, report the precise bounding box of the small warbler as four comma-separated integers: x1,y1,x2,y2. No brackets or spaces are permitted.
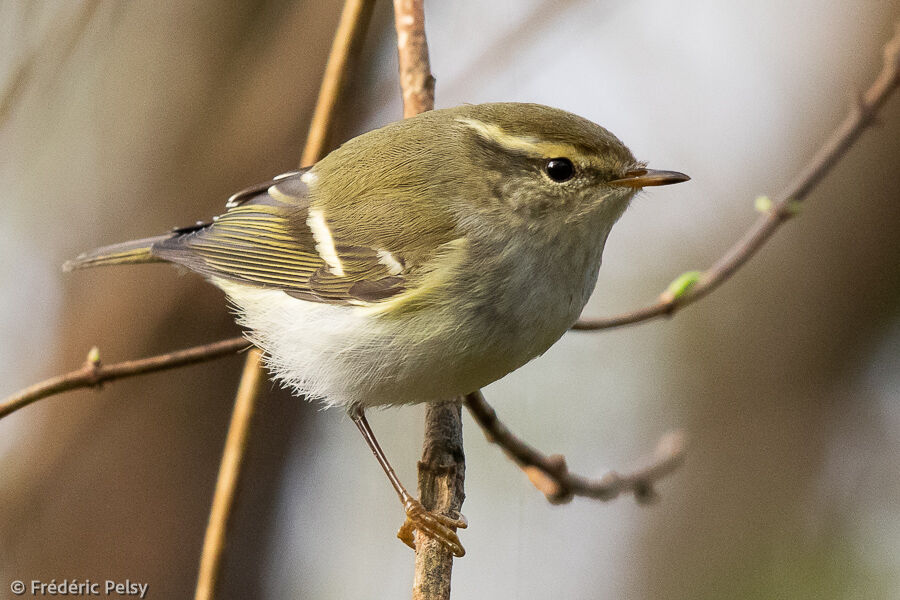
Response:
66,102,688,556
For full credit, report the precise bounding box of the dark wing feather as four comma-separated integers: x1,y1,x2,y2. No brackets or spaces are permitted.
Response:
224,168,309,209
151,171,407,305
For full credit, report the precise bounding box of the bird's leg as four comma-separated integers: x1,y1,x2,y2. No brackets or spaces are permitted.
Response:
350,406,467,557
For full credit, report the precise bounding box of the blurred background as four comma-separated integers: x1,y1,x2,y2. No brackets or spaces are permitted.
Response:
2,1,899,598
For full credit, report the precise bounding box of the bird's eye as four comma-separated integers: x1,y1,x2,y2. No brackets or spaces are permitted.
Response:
545,158,574,182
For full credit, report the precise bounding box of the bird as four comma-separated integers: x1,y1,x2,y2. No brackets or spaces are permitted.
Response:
65,102,689,556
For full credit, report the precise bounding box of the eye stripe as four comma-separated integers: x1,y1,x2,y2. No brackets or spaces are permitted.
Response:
456,117,580,159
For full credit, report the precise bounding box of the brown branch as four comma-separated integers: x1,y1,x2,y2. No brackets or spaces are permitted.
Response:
574,22,900,331
392,2,464,599
465,391,685,504
301,0,376,167
0,337,248,420
194,350,263,600
194,3,375,599
414,399,466,600
394,0,435,119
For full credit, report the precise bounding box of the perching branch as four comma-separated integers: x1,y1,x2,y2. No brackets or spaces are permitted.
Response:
574,21,900,331
395,0,435,119
392,2,466,599
193,3,376,600
465,391,685,504
0,338,248,420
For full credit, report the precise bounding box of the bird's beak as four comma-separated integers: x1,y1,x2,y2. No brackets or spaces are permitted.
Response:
609,168,690,188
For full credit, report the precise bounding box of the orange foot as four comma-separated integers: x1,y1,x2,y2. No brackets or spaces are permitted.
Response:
396,498,468,557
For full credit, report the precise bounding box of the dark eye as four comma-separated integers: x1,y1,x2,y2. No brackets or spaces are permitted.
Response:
545,158,574,182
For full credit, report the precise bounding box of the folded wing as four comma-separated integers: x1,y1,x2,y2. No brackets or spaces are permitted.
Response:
153,171,407,305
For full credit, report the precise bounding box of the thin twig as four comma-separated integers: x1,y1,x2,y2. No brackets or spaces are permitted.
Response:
465,391,685,504
394,0,434,119
194,350,263,600
574,21,900,331
301,0,376,167
0,337,248,420
193,3,375,599
392,1,464,598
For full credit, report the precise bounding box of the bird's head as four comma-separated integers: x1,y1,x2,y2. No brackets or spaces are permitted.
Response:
451,103,689,235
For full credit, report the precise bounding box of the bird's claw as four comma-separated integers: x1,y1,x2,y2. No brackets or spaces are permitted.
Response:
397,498,467,557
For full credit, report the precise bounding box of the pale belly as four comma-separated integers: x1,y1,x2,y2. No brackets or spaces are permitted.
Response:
213,241,598,410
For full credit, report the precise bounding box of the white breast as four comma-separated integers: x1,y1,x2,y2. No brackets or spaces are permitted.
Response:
212,226,604,410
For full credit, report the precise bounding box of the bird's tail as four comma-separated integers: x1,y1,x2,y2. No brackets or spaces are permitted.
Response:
63,234,172,272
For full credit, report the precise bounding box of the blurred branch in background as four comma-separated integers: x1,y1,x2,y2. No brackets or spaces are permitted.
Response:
300,0,376,167
193,2,376,600
194,354,264,600
573,21,900,331
0,339,248,420
465,391,685,504
0,0,102,126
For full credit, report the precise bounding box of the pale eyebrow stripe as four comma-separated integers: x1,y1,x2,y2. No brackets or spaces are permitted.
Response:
455,117,579,159
306,207,345,277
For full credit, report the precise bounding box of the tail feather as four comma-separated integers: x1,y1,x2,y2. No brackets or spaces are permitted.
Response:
63,234,172,272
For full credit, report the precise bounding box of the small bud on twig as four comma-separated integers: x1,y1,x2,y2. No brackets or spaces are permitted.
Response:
659,271,703,304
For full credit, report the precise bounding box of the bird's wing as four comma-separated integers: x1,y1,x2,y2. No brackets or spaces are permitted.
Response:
151,170,428,305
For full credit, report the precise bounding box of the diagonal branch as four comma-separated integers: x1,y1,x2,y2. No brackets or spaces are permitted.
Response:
0,0,103,126
465,392,685,504
0,338,248,420
193,353,263,600
193,3,376,600
301,0,377,167
574,21,900,331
